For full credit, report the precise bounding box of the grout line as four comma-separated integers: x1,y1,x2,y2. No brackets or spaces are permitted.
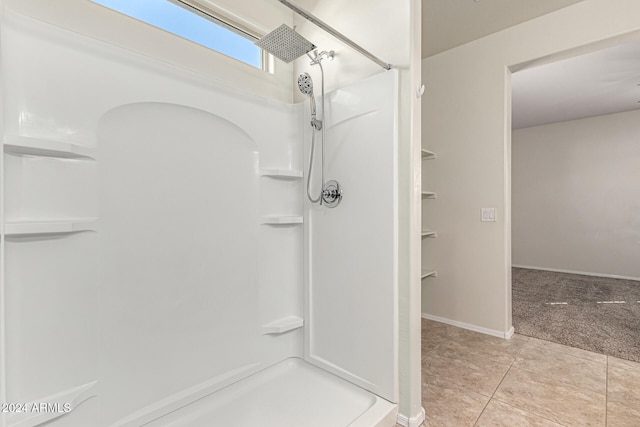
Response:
431,324,607,427
488,363,571,425
471,369,509,425
506,346,607,396
472,337,528,425
474,338,574,427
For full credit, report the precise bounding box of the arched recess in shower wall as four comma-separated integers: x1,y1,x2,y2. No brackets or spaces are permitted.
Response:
0,0,424,426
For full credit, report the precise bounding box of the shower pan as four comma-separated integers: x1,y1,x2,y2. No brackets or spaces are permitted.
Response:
0,1,399,427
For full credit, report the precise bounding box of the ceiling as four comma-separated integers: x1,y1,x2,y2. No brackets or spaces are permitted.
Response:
511,37,640,129
422,0,585,59
423,0,640,129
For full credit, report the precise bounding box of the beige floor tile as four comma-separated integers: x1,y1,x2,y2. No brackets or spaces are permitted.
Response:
422,382,489,427
422,333,447,358
422,320,640,427
433,332,527,365
608,356,640,372
513,343,606,394
423,346,510,396
422,319,468,359
475,400,564,427
606,400,640,427
523,336,606,364
422,319,466,340
422,318,453,331
608,364,640,404
493,367,605,426
607,362,640,426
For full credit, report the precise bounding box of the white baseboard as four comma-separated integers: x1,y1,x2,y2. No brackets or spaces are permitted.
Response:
504,325,515,339
512,264,640,282
396,407,425,427
422,313,514,340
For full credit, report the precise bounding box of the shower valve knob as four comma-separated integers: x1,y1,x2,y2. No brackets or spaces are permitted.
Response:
321,180,342,208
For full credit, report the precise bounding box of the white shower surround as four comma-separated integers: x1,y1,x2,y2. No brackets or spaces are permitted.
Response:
0,4,399,427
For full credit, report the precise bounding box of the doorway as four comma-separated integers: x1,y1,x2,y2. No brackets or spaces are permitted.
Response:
509,35,640,361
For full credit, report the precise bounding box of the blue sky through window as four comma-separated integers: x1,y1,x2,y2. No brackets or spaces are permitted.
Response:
92,0,262,68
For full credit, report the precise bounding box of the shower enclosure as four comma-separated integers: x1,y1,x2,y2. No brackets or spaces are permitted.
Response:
0,1,407,426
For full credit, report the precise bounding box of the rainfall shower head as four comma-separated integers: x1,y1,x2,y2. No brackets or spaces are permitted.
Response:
255,24,316,63
298,72,317,119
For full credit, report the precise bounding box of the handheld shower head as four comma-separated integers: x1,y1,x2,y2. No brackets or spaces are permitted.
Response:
298,72,317,120
297,72,313,95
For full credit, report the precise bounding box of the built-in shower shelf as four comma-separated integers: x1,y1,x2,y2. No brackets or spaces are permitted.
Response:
260,169,303,179
261,216,303,225
261,316,304,334
4,218,98,236
4,136,96,160
421,270,437,279
422,191,437,199
421,230,437,238
421,149,436,160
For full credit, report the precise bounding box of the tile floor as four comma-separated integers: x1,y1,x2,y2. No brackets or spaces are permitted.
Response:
404,319,640,427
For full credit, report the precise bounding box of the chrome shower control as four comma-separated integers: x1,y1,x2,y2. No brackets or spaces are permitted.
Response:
311,118,322,130
321,180,342,208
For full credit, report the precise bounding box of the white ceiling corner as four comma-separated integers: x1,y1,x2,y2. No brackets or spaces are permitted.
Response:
422,0,640,129
511,36,640,129
422,0,585,59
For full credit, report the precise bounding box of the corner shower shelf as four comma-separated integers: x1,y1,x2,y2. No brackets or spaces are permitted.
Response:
421,230,437,238
421,149,436,160
261,316,304,334
260,169,303,179
421,270,437,279
422,191,437,199
4,218,98,236
4,136,96,160
261,216,303,225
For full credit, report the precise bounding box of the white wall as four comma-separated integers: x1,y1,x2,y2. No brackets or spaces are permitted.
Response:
1,0,424,425
292,0,409,98
0,0,424,423
304,70,398,402
290,0,424,422
512,109,640,280
422,0,640,334
1,5,304,425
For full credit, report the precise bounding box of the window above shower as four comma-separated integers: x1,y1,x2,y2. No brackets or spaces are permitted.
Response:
91,0,264,69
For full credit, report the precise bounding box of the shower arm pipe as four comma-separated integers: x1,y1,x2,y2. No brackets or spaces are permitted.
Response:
277,0,393,71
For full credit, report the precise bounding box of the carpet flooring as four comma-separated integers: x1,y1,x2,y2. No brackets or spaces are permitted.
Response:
512,267,640,363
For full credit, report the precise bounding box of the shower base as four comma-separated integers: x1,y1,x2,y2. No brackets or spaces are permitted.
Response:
142,357,397,427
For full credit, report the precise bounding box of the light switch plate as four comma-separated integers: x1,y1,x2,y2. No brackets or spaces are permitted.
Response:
481,208,496,222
